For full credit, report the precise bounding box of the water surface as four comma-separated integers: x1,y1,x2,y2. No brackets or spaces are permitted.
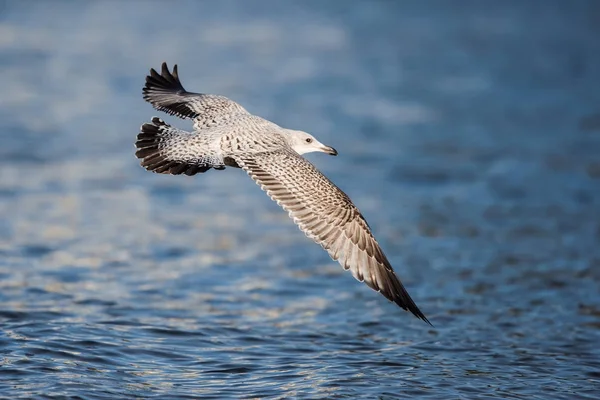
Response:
1,1,599,398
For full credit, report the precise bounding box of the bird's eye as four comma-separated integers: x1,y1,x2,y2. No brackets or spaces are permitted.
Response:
305,138,313,143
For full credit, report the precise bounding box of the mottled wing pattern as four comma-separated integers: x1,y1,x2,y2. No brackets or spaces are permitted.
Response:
143,62,249,130
236,150,430,323
135,117,225,175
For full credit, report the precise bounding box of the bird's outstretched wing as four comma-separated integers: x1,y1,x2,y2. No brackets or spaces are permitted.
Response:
235,150,430,324
135,117,226,175
143,62,249,130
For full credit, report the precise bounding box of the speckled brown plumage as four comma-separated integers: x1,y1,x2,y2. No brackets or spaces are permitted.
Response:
238,151,430,324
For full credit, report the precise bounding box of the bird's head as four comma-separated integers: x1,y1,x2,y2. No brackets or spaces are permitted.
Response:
286,129,337,156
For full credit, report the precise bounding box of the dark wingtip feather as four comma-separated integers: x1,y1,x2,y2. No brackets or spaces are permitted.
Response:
142,63,201,120
407,302,432,326
143,62,187,96
393,282,432,326
161,62,169,77
374,255,432,325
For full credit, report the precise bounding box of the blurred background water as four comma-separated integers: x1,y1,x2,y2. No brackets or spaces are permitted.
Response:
1,0,599,398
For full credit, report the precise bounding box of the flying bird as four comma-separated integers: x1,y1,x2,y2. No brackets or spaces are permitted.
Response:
136,62,430,324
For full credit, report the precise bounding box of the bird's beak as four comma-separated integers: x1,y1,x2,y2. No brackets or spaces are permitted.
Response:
322,145,338,156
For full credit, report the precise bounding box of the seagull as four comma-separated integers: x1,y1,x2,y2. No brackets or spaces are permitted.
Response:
136,62,430,324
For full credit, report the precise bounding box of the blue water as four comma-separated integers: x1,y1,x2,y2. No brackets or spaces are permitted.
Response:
1,1,600,398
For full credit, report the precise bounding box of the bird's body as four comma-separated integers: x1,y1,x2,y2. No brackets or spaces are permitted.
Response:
136,63,430,324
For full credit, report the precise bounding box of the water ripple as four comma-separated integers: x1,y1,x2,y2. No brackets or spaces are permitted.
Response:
1,0,599,398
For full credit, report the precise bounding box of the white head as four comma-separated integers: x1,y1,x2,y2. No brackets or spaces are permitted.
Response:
285,129,338,156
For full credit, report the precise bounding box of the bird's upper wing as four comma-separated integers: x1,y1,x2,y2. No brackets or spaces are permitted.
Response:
235,149,430,323
143,62,249,130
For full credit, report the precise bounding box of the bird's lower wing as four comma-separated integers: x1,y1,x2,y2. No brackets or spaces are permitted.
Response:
235,150,430,323
135,117,225,175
